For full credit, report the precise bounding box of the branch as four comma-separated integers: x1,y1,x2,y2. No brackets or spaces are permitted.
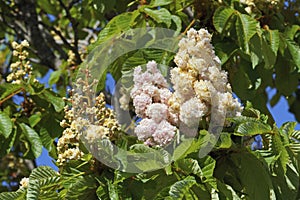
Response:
58,0,82,64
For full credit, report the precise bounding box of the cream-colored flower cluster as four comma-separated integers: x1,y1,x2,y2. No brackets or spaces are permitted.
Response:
57,73,120,165
6,40,36,84
129,28,243,146
170,28,243,127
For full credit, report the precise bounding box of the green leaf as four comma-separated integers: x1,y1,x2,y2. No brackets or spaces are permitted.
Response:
40,90,64,112
91,11,139,49
235,121,272,136
40,128,54,153
272,127,290,173
265,29,279,56
27,166,60,200
231,153,273,200
0,83,23,101
20,123,43,158
175,158,201,176
48,70,61,85
249,33,262,69
106,179,119,200
235,13,258,53
0,111,12,138
198,156,217,189
143,8,172,27
285,38,300,68
213,6,235,34
261,38,276,69
284,25,300,40
150,0,173,7
168,176,196,199
29,113,42,128
275,57,298,96
0,188,26,200
65,175,98,199
216,133,232,149
171,15,182,35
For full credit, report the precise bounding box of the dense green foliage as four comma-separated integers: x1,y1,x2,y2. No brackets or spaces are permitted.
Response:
0,0,300,199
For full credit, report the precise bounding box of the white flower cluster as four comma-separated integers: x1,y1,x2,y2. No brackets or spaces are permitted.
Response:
129,28,243,146
170,28,243,126
57,72,120,165
6,40,36,84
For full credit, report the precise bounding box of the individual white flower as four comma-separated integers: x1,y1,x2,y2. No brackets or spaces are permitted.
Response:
179,97,208,127
20,177,29,188
21,40,29,47
146,103,168,123
132,93,152,117
135,118,157,141
152,120,176,146
85,125,108,142
194,80,214,103
171,68,195,102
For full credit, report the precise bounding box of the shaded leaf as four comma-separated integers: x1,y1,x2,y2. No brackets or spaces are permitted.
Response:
235,13,258,53
0,111,12,138
20,123,43,158
213,7,235,34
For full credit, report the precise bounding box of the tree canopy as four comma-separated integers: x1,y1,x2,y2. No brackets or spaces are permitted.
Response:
0,0,300,199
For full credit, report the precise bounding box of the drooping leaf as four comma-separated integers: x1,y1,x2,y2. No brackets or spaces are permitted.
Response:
168,176,196,199
229,152,273,200
143,8,172,27
20,123,43,158
40,90,65,112
235,13,258,53
213,7,235,34
0,111,12,138
265,29,279,56
261,38,276,69
285,38,300,69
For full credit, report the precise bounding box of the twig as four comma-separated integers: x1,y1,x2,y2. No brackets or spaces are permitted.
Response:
0,88,24,106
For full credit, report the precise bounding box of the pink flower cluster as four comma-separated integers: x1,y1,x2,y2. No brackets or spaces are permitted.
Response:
130,61,176,146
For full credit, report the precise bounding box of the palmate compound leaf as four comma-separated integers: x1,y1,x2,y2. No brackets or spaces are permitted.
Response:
27,166,60,200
